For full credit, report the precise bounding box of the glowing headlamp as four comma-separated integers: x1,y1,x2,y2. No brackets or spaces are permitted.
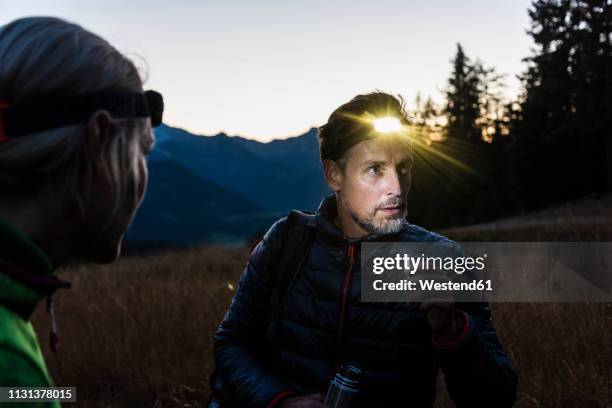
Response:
373,116,401,133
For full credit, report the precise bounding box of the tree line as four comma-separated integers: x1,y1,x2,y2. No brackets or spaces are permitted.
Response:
408,0,612,228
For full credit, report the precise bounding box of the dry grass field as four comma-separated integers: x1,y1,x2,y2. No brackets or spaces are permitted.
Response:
31,203,612,407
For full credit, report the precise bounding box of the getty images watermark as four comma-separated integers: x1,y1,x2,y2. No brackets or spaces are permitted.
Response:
361,242,612,303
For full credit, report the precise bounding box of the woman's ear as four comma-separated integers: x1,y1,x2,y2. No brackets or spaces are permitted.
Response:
323,159,343,192
85,110,115,154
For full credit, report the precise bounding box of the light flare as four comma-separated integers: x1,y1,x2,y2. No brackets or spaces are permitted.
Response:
373,116,402,133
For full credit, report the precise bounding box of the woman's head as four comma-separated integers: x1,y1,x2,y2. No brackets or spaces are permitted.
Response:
0,17,156,264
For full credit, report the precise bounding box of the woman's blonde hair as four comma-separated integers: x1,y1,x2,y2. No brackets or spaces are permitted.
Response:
0,16,152,220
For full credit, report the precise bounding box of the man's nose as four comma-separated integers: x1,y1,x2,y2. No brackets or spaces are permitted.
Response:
384,168,403,196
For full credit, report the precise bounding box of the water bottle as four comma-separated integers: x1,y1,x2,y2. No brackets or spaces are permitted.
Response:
324,363,362,408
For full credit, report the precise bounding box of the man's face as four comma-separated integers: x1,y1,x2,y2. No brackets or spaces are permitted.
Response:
330,136,413,235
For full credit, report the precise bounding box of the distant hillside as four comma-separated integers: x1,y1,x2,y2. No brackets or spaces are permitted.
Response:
442,194,612,241
152,125,330,212
125,124,330,246
234,128,322,174
125,159,278,246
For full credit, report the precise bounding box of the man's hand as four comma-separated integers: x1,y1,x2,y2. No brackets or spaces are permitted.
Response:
279,393,326,408
419,299,460,341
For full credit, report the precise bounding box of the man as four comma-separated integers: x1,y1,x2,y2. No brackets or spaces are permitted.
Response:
214,92,517,407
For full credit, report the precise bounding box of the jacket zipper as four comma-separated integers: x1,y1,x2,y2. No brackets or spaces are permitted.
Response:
336,243,355,368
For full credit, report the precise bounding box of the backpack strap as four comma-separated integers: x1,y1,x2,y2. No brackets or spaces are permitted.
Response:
265,210,316,338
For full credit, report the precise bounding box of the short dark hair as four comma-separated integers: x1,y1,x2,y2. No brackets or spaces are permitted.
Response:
317,92,411,164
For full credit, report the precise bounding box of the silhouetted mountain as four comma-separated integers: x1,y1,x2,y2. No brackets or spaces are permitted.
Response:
234,128,322,174
151,124,329,212
125,124,330,246
125,158,278,246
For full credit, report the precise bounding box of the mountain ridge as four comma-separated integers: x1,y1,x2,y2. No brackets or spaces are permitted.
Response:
126,124,330,246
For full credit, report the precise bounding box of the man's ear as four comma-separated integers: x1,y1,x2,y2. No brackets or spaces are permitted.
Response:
323,159,343,192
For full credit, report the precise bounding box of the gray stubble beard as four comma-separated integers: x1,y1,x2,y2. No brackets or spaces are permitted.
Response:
338,191,407,235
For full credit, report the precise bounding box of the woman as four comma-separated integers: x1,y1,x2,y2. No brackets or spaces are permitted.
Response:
0,16,163,402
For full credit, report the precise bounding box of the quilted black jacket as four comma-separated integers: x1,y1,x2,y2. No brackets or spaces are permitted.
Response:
214,195,517,407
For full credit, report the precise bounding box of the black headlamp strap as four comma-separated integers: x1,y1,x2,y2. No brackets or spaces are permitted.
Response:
326,132,376,162
0,90,163,142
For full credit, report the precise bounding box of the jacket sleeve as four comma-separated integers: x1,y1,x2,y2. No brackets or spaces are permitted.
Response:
432,242,518,408
434,302,518,407
213,217,296,408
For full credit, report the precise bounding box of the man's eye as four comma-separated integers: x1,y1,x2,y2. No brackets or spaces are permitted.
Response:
367,165,381,175
399,165,411,175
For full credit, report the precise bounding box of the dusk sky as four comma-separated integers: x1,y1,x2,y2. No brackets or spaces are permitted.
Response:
3,0,534,141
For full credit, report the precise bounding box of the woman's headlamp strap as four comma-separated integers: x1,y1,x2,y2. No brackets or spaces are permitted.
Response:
0,90,164,142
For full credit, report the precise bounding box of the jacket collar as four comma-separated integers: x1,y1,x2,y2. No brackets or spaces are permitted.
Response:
0,219,70,320
314,194,406,247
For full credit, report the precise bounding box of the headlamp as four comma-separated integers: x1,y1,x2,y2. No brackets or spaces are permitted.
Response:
373,116,402,133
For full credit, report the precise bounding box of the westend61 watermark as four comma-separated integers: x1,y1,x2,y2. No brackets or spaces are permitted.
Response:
361,242,612,303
